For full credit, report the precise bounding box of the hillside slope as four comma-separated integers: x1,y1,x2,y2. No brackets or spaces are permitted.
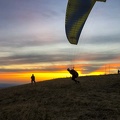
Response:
0,74,120,120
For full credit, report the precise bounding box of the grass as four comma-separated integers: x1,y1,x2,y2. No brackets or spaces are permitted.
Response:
0,74,120,120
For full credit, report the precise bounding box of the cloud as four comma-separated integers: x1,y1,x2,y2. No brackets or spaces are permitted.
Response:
0,53,69,65
83,34,120,45
0,0,120,77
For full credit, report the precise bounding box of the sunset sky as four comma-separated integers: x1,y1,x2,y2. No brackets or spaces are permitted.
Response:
0,0,120,84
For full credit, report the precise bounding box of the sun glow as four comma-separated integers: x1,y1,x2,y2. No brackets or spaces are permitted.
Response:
0,70,70,84
0,62,120,84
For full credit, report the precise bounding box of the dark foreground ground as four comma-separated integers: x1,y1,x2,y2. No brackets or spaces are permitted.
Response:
0,74,120,120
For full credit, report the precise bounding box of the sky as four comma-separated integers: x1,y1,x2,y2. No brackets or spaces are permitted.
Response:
0,0,120,84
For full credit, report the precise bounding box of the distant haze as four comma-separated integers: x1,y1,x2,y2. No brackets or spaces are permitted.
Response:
0,83,20,89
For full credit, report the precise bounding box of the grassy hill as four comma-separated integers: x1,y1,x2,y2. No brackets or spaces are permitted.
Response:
0,74,120,120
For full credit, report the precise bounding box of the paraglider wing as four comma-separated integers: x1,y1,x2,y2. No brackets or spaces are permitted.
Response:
65,0,106,45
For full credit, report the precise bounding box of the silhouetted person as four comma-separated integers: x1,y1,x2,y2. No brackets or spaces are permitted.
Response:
118,70,120,74
31,74,36,84
67,68,79,83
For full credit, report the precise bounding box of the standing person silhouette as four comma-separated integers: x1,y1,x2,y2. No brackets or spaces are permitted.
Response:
31,74,36,84
118,69,120,74
67,68,79,83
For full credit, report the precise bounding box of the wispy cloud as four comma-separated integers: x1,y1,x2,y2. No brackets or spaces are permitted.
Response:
0,0,120,82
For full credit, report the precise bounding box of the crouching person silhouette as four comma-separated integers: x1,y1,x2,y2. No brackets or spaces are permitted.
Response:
31,74,36,84
67,68,79,83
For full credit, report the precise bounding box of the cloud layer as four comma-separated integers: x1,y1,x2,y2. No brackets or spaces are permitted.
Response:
0,0,120,82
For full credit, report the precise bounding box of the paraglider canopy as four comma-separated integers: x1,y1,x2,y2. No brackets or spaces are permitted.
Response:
65,0,106,45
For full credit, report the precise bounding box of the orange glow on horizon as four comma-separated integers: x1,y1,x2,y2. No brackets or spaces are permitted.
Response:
0,62,120,84
0,70,71,83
